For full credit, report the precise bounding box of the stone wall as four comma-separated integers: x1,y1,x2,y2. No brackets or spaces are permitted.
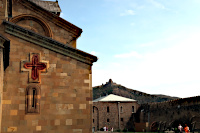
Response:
0,0,96,133
140,96,200,132
11,0,80,48
0,0,6,24
0,46,3,132
0,34,93,133
93,101,139,131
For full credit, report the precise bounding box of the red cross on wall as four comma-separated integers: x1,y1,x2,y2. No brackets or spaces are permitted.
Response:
21,53,48,83
24,54,46,80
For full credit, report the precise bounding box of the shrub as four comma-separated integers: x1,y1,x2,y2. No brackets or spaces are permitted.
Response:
123,128,128,132
116,129,121,132
100,128,104,131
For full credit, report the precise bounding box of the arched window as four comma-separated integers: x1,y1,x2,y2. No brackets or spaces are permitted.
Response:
120,106,123,113
26,84,40,114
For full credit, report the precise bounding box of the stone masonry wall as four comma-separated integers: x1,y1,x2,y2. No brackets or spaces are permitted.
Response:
12,1,78,47
93,101,139,131
0,33,92,133
0,0,6,24
0,47,3,132
141,96,200,131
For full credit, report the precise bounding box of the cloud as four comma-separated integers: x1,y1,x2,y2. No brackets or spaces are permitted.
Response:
139,42,157,47
93,30,200,98
114,51,142,59
120,9,135,16
147,0,168,10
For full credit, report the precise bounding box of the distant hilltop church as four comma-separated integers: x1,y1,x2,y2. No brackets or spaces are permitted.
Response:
0,0,97,133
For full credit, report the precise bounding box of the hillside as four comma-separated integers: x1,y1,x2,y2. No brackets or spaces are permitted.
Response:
93,79,179,104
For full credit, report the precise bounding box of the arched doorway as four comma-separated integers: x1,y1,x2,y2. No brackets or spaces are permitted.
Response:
93,106,99,131
151,121,159,132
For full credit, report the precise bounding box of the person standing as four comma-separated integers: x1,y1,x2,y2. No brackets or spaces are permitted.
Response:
103,126,106,131
111,127,113,132
178,124,183,133
184,124,190,133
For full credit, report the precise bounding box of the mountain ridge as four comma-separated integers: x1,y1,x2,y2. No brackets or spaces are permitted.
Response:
93,79,179,104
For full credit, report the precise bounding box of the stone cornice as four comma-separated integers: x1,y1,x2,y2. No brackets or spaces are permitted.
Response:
15,0,82,38
0,40,4,48
0,33,10,48
3,20,97,65
0,44,4,48
0,33,10,70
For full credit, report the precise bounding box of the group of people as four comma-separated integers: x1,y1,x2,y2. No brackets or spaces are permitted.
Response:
103,126,113,132
103,124,188,132
178,124,190,133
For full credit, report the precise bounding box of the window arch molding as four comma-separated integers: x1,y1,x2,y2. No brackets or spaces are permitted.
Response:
10,14,53,38
25,84,41,114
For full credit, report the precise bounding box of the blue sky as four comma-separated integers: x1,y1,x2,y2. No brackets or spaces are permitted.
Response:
55,0,200,98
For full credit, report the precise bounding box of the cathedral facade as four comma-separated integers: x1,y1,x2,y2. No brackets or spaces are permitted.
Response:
0,0,97,132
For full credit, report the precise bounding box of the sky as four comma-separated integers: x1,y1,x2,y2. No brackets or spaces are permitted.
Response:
54,0,200,98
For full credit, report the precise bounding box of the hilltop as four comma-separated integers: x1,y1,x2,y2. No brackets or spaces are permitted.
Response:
93,79,178,104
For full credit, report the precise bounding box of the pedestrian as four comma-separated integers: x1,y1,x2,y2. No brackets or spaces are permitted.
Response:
103,126,106,131
184,124,190,133
178,124,183,133
111,127,113,132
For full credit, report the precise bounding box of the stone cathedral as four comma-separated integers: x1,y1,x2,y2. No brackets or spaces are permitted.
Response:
0,0,97,132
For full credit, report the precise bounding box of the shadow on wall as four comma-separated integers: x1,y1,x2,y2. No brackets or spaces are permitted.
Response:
125,106,142,132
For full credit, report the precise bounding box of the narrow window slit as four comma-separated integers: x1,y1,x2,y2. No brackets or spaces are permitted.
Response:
32,89,36,107
26,85,40,114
